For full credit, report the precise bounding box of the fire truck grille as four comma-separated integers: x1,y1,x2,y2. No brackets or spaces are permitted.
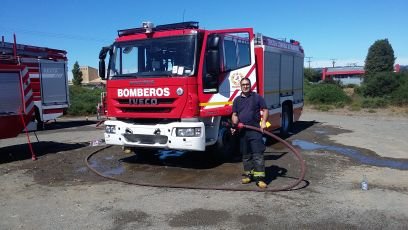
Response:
120,108,172,113
123,134,168,144
117,98,175,104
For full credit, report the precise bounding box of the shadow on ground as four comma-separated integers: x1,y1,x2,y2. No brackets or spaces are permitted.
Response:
0,141,88,164
42,120,97,131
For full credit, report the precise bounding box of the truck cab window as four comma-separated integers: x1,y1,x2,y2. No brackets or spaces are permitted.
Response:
110,35,197,78
222,33,250,71
203,32,251,93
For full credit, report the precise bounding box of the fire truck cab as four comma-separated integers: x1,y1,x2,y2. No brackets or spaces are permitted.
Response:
99,22,304,155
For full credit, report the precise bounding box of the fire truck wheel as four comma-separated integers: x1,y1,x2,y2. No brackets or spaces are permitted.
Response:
209,127,237,162
280,104,293,136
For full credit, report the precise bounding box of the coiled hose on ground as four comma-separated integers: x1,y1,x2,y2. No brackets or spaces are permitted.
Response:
86,123,306,192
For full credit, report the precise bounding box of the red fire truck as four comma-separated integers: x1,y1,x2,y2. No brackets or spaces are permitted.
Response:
99,22,304,155
0,36,69,139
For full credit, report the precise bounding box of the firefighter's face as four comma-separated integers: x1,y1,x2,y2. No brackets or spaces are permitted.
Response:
240,80,251,93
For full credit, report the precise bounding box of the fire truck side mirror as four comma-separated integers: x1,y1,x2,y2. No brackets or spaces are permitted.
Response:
203,35,221,93
99,60,106,80
206,35,221,76
206,50,220,76
207,35,220,49
99,46,111,80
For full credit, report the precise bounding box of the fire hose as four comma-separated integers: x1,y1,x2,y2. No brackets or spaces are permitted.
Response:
233,123,306,191
86,123,306,192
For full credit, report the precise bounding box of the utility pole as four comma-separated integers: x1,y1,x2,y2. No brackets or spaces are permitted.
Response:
182,9,186,22
330,58,337,68
305,56,313,69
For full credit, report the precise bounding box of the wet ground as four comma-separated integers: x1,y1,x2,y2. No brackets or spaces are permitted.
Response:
1,114,408,229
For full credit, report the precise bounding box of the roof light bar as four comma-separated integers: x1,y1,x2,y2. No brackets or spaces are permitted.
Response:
118,21,199,37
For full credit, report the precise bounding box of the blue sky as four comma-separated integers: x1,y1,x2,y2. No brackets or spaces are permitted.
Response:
1,0,407,79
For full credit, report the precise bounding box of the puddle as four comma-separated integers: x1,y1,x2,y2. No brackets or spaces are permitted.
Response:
292,139,408,170
102,166,125,176
89,158,125,176
157,149,186,160
76,167,88,173
314,130,327,134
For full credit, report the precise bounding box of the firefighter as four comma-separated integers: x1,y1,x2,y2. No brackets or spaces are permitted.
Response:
231,78,268,189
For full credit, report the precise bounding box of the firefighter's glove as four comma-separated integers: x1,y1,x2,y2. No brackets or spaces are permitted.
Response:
231,122,244,135
237,122,245,129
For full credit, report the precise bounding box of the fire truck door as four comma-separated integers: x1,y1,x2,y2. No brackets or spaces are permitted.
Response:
200,29,253,112
0,70,23,115
39,60,69,106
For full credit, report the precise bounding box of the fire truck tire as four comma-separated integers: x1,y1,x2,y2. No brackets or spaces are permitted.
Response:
210,127,236,161
280,104,292,136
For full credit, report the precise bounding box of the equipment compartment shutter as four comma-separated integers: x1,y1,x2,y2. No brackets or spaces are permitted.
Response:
293,56,304,103
40,61,68,105
280,54,293,96
263,52,280,108
0,72,23,115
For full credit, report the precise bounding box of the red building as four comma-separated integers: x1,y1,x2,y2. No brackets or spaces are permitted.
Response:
322,66,365,85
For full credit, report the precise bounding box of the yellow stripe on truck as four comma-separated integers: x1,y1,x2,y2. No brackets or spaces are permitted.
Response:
199,101,233,106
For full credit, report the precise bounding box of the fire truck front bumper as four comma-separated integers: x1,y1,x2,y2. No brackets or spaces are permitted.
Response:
104,120,206,151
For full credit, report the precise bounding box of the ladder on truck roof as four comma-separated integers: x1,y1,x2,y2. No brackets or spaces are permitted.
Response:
0,41,67,60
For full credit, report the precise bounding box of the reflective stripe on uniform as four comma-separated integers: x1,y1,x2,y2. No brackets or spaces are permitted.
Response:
253,171,265,177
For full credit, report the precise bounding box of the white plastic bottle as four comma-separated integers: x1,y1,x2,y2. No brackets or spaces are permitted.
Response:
361,175,368,190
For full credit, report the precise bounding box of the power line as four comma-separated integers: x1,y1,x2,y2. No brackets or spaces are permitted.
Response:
182,9,186,22
330,58,337,68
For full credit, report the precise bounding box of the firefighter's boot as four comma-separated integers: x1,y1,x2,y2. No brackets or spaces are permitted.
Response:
255,177,267,189
241,172,253,184
123,147,132,154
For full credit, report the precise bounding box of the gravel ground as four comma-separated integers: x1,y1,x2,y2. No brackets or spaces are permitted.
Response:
0,112,407,229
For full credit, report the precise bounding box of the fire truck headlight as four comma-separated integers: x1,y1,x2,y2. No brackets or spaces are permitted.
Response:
105,125,116,134
176,127,201,137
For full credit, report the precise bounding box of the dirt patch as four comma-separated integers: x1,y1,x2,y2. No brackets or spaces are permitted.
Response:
1,112,408,229
4,145,107,186
304,104,408,117
168,208,231,227
110,209,151,230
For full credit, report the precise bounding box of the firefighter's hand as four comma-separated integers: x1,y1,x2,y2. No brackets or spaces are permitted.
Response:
260,121,267,133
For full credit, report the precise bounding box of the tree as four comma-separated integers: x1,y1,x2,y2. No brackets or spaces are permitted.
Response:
360,72,399,97
364,39,395,77
72,61,83,86
304,68,321,82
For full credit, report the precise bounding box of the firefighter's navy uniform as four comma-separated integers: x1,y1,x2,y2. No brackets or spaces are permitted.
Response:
232,92,267,183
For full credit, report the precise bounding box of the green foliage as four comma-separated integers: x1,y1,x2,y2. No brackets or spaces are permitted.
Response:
361,97,388,108
360,72,400,97
322,78,342,87
334,101,346,108
67,86,103,115
348,102,361,111
72,61,83,86
364,39,395,77
354,85,363,95
304,68,321,82
306,83,350,105
313,104,332,111
390,74,408,105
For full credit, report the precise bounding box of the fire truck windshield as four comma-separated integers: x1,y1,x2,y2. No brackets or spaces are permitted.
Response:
110,35,197,78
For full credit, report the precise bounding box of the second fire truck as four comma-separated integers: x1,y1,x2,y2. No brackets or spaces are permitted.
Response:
0,36,69,139
99,22,304,156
